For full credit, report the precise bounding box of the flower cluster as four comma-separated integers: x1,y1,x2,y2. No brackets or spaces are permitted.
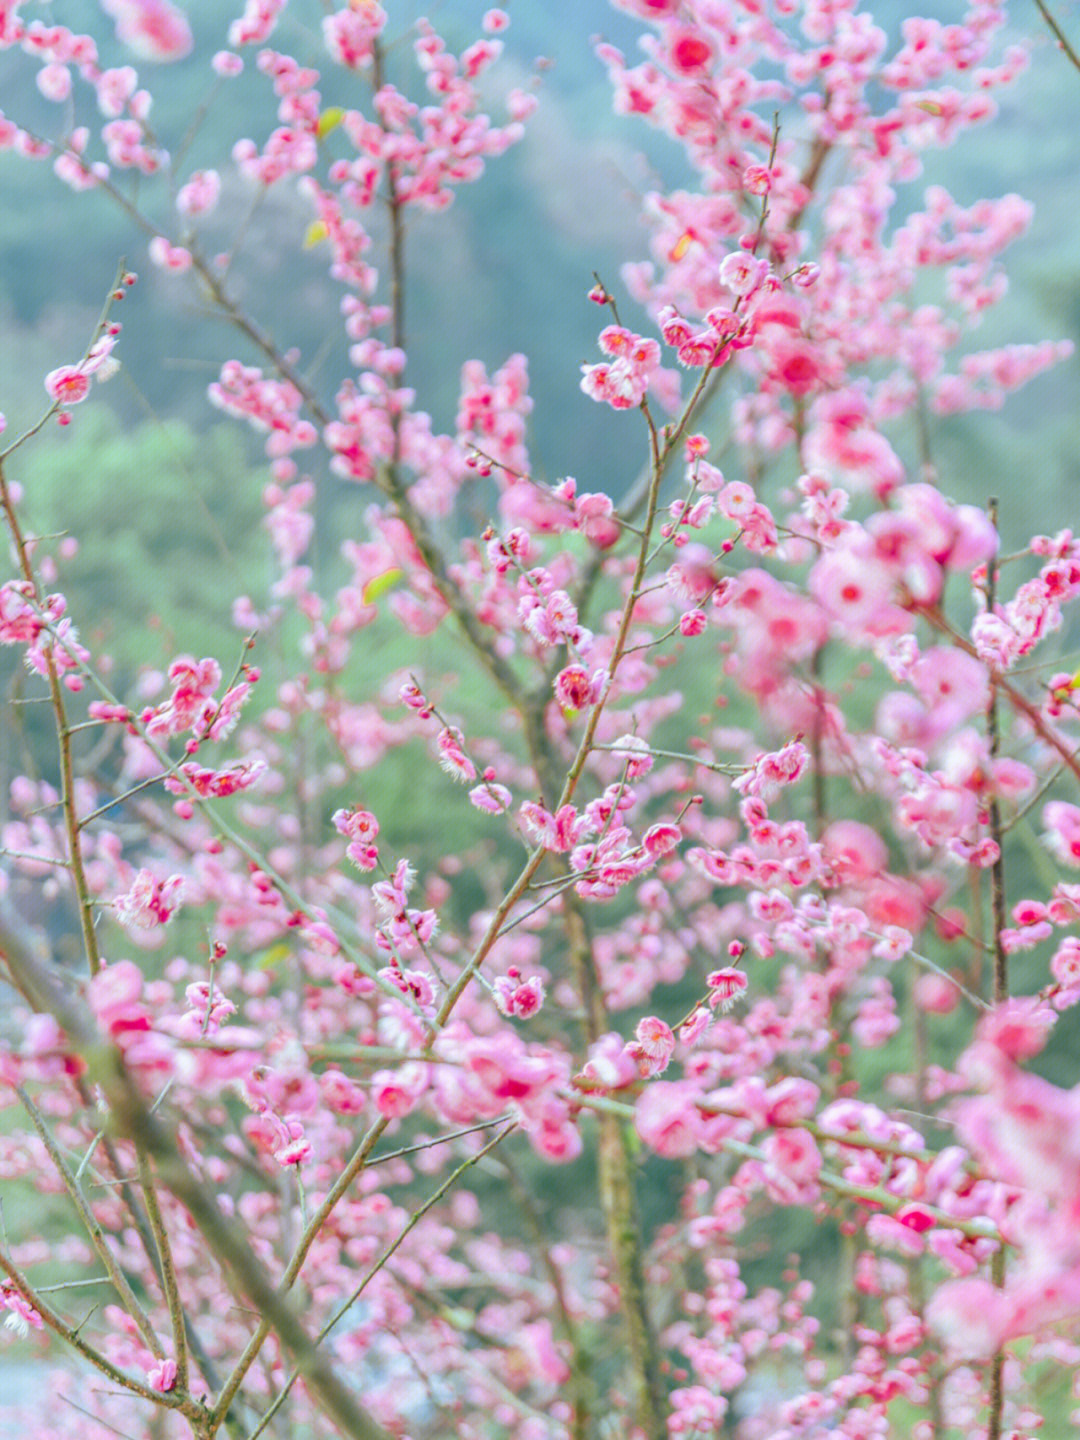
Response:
1,3,1079,1440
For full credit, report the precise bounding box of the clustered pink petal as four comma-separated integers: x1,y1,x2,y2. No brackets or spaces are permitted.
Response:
3,5,1080,1438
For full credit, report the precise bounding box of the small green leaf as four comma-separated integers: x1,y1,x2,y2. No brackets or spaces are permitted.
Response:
361,568,404,604
257,942,292,972
303,219,328,249
317,107,345,139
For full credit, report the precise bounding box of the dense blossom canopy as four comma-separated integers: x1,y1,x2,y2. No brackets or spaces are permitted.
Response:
0,1,1079,1438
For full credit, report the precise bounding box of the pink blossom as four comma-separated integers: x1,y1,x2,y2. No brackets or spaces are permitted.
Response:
581,327,660,411
668,28,713,76
149,236,193,272
104,0,194,61
165,758,266,798
437,726,476,783
743,164,772,195
926,1277,1009,1360
36,63,72,103
212,50,244,76
678,1007,712,1046
273,1122,312,1167
636,1080,703,1158
554,664,598,710
578,1033,640,1091
761,1128,823,1204
371,1062,429,1119
610,735,653,778
114,869,185,930
628,1015,676,1076
669,1385,728,1434
322,4,386,68
44,366,90,406
706,968,748,1013
822,820,888,881
2,1291,44,1338
493,973,546,1019
913,973,960,1014
176,169,221,217
973,998,1054,1063
522,1096,582,1163
718,479,756,520
1044,800,1080,867
464,1037,565,1108
228,0,287,48
643,822,681,858
468,780,512,814
147,1356,178,1392
719,251,768,297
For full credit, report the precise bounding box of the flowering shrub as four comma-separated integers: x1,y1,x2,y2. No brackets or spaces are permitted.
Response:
0,2,1079,1439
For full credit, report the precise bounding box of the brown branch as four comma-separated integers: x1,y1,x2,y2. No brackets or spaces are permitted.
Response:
983,502,1009,1440
135,1147,189,1394
15,1085,163,1361
1032,0,1080,74
0,1250,195,1417
0,464,102,978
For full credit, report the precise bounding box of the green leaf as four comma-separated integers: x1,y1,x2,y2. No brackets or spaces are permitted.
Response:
303,219,328,249
256,942,293,972
316,107,345,139
361,568,404,604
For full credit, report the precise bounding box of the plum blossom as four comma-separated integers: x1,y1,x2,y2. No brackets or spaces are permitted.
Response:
176,169,221,217
147,1356,177,1392
636,1080,703,1158
437,726,476,782
2,1290,44,1338
114,869,185,930
706,967,748,1012
149,236,193,272
761,1128,823,1204
468,779,512,814
719,251,768,297
580,326,661,410
103,0,194,61
577,1033,640,1092
627,1015,676,1076
45,366,91,406
493,972,546,1019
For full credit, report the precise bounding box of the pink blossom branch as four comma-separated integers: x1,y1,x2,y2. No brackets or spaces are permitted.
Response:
0,1248,193,1416
919,602,1080,787
574,1092,1003,1246
5,618,419,1016
0,922,394,1440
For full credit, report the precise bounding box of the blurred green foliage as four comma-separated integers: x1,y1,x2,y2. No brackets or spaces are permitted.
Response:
6,410,266,674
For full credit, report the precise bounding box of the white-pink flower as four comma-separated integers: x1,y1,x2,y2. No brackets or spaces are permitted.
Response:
44,366,90,406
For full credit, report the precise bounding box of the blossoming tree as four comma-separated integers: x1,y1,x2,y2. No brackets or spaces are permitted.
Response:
1,1,1079,1437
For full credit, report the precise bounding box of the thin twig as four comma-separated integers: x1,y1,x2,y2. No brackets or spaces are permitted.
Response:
245,1121,518,1440
1032,0,1080,73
